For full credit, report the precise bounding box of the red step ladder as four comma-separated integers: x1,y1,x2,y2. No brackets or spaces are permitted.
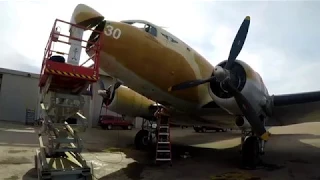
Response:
154,108,172,165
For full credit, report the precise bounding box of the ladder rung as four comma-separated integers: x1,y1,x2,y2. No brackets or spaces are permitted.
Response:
158,141,170,144
159,126,169,128
156,158,171,161
159,133,169,135
157,150,170,153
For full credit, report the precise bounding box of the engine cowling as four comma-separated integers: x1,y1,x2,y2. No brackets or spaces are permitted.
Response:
208,60,268,115
107,86,156,117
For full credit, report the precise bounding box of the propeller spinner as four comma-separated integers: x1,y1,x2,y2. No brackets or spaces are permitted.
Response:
168,16,270,141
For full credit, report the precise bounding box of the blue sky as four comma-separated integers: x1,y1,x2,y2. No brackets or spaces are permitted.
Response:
0,0,319,95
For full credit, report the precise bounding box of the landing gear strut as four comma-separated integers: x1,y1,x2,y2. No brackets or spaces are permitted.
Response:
240,130,266,169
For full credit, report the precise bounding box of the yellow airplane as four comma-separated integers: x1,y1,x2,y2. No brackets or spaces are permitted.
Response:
70,4,320,168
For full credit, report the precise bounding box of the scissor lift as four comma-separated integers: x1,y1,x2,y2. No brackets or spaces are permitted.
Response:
36,19,103,180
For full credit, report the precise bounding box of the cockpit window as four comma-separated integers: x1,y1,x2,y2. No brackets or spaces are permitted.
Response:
123,21,157,37
170,38,178,43
148,26,157,37
161,33,178,43
129,22,145,29
161,33,168,39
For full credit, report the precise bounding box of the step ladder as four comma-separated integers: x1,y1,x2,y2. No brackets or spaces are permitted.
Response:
36,18,103,180
155,108,172,165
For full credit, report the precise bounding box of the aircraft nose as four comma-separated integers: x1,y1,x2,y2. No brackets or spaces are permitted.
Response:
70,4,104,27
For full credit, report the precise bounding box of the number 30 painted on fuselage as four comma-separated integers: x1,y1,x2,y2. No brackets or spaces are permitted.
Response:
104,25,121,39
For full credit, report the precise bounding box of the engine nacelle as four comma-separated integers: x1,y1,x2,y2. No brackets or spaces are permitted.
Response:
208,60,269,115
235,116,251,130
107,86,156,117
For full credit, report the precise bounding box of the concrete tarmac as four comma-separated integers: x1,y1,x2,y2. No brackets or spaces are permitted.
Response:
0,121,318,180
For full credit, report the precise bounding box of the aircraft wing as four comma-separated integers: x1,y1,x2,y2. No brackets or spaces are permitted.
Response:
267,91,320,126
169,90,320,128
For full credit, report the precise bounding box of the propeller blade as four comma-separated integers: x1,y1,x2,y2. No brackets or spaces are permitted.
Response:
224,80,270,140
168,77,215,92
98,79,105,90
109,81,122,99
113,81,122,90
225,16,250,70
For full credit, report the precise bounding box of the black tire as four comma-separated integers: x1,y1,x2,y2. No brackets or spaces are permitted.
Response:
101,125,107,130
127,125,133,130
193,127,200,133
201,127,206,132
241,136,261,169
134,130,150,150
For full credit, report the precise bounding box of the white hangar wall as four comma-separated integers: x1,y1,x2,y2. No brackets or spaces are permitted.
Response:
0,68,40,124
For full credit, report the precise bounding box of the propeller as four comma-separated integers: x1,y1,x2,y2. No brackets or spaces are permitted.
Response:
97,79,122,104
168,16,270,140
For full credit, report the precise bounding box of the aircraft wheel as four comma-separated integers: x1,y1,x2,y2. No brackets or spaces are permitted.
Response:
241,136,261,169
134,129,150,150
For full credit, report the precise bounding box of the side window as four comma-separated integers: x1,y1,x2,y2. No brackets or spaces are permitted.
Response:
130,22,145,30
161,33,178,44
161,33,168,40
124,21,158,37
170,38,178,43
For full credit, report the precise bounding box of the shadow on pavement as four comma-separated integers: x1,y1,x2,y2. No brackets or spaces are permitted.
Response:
19,126,320,180
96,133,320,180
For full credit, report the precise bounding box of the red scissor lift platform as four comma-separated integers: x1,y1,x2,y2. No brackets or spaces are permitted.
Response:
35,19,103,180
39,19,101,94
